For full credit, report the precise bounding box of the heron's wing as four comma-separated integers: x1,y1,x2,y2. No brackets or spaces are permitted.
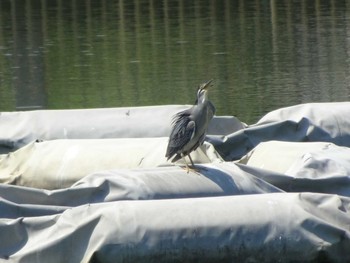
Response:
165,111,195,159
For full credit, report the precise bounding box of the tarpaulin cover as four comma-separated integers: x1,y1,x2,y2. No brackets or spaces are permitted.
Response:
209,102,350,160
0,102,350,263
0,139,222,189
0,105,244,154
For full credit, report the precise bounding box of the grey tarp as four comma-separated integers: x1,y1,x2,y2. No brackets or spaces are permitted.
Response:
0,102,350,262
3,193,349,263
208,102,350,160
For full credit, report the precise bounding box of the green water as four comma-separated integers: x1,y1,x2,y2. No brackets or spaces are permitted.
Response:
0,0,349,123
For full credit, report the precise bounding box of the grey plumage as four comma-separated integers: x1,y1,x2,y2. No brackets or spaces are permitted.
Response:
165,80,215,170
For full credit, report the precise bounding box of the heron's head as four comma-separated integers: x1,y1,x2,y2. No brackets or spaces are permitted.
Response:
196,79,213,104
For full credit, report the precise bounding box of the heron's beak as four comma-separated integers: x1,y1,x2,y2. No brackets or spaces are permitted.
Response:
202,79,213,90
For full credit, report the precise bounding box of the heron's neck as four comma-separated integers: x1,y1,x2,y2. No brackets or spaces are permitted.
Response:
198,94,208,105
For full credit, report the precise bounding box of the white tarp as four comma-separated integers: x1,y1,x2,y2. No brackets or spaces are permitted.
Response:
0,105,244,154
0,139,222,189
238,141,350,197
0,102,350,262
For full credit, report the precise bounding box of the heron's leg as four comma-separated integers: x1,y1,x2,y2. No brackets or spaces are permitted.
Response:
188,153,208,173
187,154,195,167
181,156,191,173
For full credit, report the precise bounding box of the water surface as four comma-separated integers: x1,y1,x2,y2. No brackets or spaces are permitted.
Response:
0,0,349,123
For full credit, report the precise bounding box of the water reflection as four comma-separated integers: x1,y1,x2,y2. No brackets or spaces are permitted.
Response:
0,0,349,123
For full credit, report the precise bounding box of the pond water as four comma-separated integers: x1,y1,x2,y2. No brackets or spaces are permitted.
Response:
0,0,349,124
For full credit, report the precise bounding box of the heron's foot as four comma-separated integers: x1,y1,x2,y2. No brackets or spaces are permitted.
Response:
180,165,201,175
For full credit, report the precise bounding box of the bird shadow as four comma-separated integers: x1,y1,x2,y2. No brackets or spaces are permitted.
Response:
193,164,240,195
